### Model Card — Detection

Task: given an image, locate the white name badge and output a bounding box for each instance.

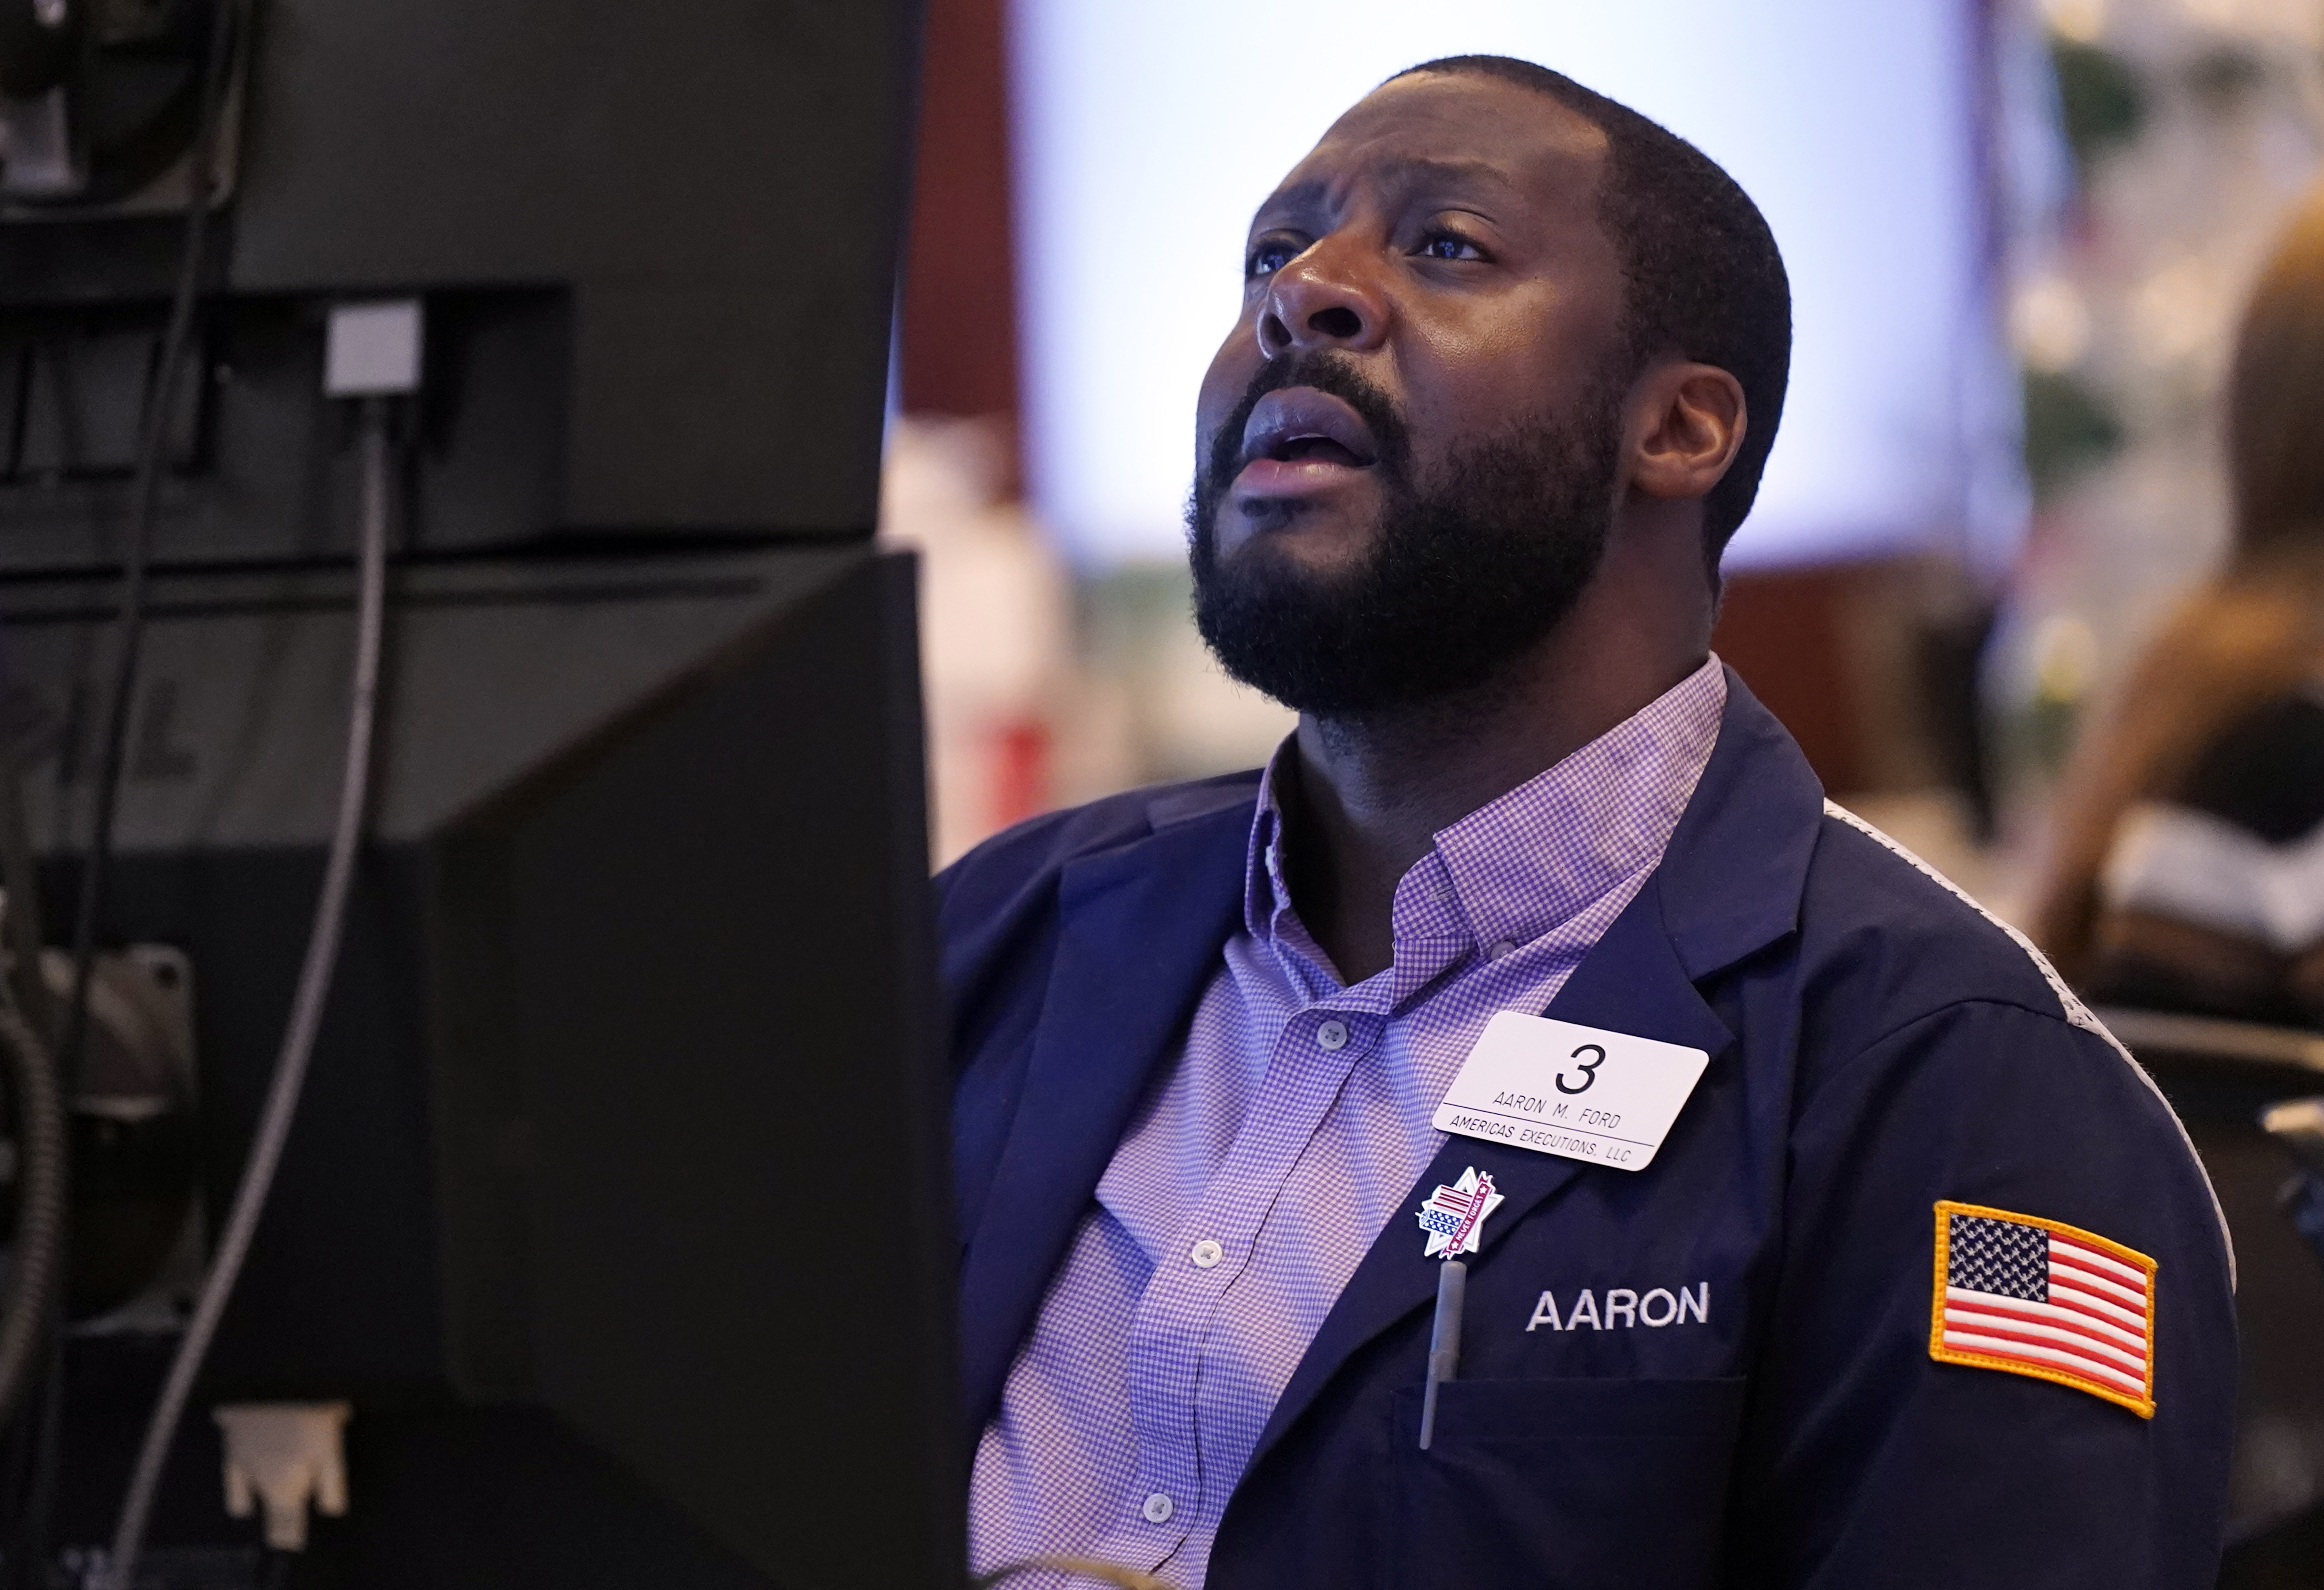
[1434,1012,1710,1172]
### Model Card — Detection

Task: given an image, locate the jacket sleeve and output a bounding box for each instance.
[1731,998,2238,1588]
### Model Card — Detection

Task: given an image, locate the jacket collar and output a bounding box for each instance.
[1655,667,1827,982]
[955,669,1823,1441]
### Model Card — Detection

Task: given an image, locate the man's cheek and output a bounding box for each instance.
[1196,416,1231,479]
[1197,350,1256,441]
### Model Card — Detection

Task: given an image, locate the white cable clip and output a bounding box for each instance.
[213,1401,351,1550]
[324,299,424,398]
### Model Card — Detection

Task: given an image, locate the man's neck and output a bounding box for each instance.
[1275,517,1715,984]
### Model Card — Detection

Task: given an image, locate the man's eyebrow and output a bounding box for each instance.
[1252,156,1522,226]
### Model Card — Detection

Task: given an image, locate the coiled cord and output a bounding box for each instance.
[0,726,63,1446]
[0,1003,62,1450]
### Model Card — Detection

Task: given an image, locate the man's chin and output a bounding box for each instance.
[1208,495,1384,575]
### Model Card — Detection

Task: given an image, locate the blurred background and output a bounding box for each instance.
[886,0,2324,898]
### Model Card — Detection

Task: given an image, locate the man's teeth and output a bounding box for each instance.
[1256,432,1363,465]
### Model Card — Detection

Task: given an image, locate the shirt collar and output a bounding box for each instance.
[1241,655,1729,961]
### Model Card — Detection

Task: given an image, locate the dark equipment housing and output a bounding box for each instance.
[0,0,959,1585]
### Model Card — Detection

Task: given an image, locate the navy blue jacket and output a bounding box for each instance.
[938,676,2237,1588]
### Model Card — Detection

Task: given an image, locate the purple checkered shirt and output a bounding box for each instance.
[966,657,1729,1589]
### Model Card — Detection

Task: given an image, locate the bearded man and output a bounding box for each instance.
[938,55,2234,1590]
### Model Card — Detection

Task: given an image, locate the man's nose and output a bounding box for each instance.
[1258,240,1388,359]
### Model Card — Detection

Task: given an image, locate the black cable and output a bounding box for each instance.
[14,6,245,1582]
[59,0,243,1092]
[0,754,49,1032]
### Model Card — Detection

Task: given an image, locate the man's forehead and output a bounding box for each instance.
[1258,72,1609,222]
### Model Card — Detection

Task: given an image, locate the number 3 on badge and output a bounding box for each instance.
[1434,1013,1711,1172]
[1555,1043,1605,1095]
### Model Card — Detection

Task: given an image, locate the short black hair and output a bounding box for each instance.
[1390,56,1792,574]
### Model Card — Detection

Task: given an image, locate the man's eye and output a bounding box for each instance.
[1419,232,1485,262]
[1246,241,1299,279]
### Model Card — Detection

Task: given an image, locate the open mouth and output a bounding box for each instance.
[1263,433,1369,467]
[1238,387,1380,478]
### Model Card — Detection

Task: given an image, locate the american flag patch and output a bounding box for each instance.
[1930,1200,2157,1418]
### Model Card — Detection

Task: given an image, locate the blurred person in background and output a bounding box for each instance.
[2033,181,2324,1026]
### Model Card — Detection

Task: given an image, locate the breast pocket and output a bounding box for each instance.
[1387,1376,1747,1590]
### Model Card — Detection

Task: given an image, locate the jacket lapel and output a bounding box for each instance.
[1246,866,1733,1464]
[1246,672,1825,1468]
[956,789,1253,1430]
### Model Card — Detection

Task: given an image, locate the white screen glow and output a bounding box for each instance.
[1009,0,2001,569]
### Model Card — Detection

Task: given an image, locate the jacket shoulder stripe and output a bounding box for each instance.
[1822,799,2235,1288]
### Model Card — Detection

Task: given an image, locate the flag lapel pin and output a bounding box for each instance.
[1417,1167,1505,1259]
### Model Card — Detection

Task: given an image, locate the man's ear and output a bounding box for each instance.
[1629,361,1746,503]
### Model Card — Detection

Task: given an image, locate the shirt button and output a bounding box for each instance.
[1189,1238,1224,1269]
[1486,939,1516,960]
[1316,1018,1350,1051]
[1142,1491,1175,1524]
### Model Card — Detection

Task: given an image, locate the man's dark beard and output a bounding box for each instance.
[1187,353,1625,719]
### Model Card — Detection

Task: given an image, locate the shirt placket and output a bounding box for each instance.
[1103,1002,1376,1571]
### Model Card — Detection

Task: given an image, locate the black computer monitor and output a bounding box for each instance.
[0,1,958,1585]
[16,546,961,1589]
